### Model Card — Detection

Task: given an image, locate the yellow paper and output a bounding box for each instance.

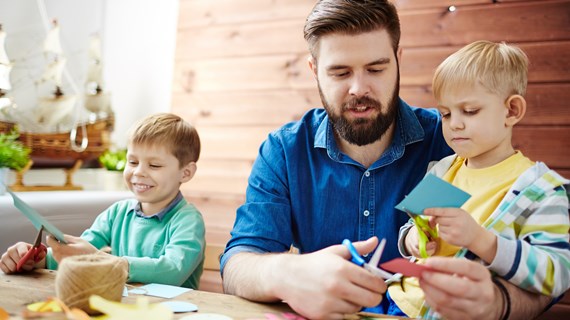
[89,295,173,320]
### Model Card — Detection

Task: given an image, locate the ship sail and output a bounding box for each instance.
[34,19,77,130]
[84,34,112,115]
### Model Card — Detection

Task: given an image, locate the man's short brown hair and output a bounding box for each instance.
[304,0,401,57]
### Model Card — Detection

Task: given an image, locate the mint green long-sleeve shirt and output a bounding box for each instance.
[47,197,205,289]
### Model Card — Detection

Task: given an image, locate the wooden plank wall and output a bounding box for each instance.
[173,0,570,300]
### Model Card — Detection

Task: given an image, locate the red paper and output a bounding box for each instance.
[379,258,434,278]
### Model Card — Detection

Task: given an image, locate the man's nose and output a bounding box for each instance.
[348,73,370,97]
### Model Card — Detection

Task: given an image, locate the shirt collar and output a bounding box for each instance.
[128,191,184,221]
[314,98,426,164]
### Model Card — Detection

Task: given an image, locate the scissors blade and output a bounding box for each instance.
[368,238,385,267]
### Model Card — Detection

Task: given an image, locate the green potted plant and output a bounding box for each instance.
[98,149,127,171]
[0,129,31,194]
[98,149,127,190]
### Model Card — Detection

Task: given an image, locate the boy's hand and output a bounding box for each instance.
[0,242,45,273]
[405,225,437,258]
[47,235,98,263]
[423,208,482,248]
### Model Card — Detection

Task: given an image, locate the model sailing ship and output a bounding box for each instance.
[0,20,113,171]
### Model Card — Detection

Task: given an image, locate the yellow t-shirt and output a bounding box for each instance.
[388,152,534,317]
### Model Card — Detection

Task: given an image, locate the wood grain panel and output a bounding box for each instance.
[196,125,277,161]
[176,20,306,60]
[171,90,318,126]
[395,0,489,10]
[178,0,314,28]
[402,41,570,86]
[523,84,570,126]
[184,159,251,197]
[513,127,570,169]
[172,53,313,94]
[399,0,570,48]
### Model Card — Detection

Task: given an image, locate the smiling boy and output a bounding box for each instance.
[1,113,205,289]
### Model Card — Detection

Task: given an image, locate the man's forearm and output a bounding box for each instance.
[222,251,287,302]
[501,278,551,319]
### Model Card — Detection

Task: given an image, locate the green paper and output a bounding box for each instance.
[7,189,67,243]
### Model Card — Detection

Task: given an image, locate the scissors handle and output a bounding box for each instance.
[342,239,365,266]
[16,243,47,272]
[412,215,437,258]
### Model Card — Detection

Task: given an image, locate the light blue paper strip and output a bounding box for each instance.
[395,173,471,215]
[129,283,192,299]
[6,189,67,243]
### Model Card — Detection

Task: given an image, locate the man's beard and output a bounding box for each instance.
[318,78,400,146]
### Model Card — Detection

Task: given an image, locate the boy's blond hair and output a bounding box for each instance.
[433,40,528,101]
[127,113,200,167]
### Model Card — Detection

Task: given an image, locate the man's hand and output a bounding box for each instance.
[223,237,386,320]
[47,235,98,262]
[419,257,502,320]
[0,242,46,273]
[404,225,437,257]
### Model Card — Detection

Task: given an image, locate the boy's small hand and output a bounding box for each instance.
[0,242,34,273]
[405,225,437,258]
[47,235,98,263]
[423,208,481,248]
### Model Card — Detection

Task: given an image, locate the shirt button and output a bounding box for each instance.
[363,210,370,217]
[364,171,370,177]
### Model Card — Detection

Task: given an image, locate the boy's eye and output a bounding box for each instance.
[149,164,162,168]
[439,112,450,119]
[463,109,479,115]
[128,160,138,165]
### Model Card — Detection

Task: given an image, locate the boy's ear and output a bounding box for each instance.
[505,94,526,127]
[308,56,318,79]
[180,162,197,183]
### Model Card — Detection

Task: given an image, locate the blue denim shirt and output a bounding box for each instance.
[221,99,452,271]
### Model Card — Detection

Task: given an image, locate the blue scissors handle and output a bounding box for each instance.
[342,239,365,266]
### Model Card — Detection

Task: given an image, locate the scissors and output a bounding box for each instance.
[404,209,438,259]
[343,238,402,286]
[16,226,47,272]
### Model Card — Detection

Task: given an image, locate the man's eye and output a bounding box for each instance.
[369,69,384,74]
[333,72,349,78]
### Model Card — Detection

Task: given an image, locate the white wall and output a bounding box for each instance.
[0,0,178,148]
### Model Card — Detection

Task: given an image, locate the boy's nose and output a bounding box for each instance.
[449,115,464,130]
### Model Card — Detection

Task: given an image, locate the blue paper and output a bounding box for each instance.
[129,283,191,299]
[6,189,67,243]
[395,174,471,215]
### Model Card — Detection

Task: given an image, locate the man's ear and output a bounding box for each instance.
[180,162,197,183]
[396,46,402,63]
[308,55,318,79]
[505,94,526,127]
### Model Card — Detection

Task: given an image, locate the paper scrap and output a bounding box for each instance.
[129,283,191,299]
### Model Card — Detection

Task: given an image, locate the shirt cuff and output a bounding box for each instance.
[488,236,517,278]
[219,245,266,275]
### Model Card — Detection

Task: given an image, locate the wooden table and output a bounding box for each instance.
[0,270,297,319]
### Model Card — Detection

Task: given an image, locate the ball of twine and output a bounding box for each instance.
[55,253,128,314]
